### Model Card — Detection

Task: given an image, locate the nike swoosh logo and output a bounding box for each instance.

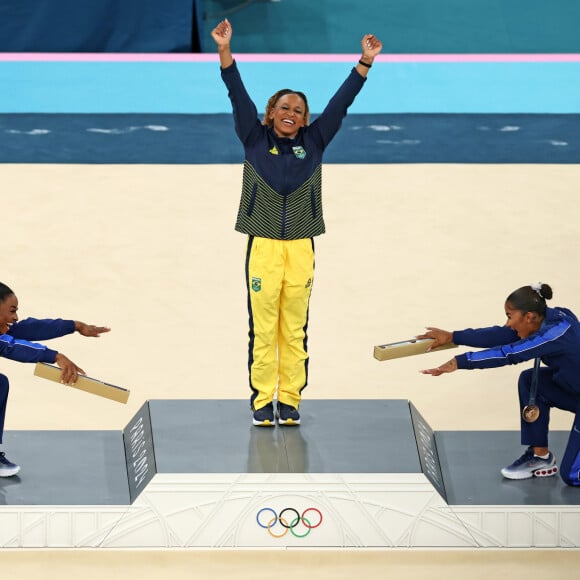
[574,425,580,434]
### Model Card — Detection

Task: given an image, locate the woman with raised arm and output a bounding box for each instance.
[211,19,382,427]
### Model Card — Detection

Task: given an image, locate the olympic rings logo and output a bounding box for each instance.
[256,507,323,538]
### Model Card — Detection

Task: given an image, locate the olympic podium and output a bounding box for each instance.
[1,399,579,549]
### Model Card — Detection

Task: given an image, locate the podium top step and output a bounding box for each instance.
[147,399,422,475]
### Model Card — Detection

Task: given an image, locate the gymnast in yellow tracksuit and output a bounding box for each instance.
[212,19,382,426]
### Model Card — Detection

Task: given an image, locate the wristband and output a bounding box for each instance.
[358,59,372,68]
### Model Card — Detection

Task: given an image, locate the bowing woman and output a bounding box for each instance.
[420,283,580,485]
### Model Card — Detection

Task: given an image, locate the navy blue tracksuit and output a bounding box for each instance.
[0,318,74,443]
[454,306,580,486]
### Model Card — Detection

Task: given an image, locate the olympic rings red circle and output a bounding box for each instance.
[301,507,323,529]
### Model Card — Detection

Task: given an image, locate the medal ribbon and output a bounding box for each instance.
[522,358,541,423]
[528,357,541,406]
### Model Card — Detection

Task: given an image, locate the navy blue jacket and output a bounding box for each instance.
[454,306,580,394]
[0,318,75,364]
[221,61,366,239]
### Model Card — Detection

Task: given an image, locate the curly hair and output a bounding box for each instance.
[263,89,310,128]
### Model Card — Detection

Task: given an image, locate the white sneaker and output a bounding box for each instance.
[501,447,558,480]
[0,452,20,477]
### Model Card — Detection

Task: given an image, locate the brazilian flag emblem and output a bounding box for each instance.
[251,277,262,292]
[292,146,306,159]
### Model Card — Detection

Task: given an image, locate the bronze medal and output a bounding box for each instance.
[522,404,540,423]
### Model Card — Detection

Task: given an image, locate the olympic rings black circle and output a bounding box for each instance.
[256,507,323,538]
[279,508,300,529]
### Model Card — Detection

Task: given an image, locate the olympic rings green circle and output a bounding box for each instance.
[289,516,312,538]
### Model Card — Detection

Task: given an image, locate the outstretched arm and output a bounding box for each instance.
[416,327,454,350]
[57,321,110,383]
[54,352,85,385]
[421,357,458,376]
[211,18,234,69]
[308,32,383,148]
[74,321,110,337]
[417,326,458,376]
[356,34,383,78]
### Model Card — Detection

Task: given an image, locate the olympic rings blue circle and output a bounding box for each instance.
[256,507,277,529]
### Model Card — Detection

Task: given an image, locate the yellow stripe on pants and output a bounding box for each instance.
[246,236,314,411]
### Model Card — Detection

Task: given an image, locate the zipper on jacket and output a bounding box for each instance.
[281,196,287,238]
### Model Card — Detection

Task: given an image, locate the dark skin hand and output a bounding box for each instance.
[420,357,458,376]
[415,326,457,375]
[415,318,549,456]
[55,321,110,384]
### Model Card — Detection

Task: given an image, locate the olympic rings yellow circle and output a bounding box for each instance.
[267,516,289,538]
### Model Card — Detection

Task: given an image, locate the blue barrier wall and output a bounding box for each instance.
[1,0,580,54]
[197,0,580,54]
[0,0,196,52]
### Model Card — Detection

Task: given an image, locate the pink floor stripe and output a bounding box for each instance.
[1,53,580,63]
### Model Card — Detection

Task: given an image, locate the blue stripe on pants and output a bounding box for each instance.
[0,374,9,445]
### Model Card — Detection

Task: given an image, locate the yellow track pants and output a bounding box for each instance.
[245,236,314,411]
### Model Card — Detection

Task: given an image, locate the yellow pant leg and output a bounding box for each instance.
[278,238,315,409]
[246,236,284,411]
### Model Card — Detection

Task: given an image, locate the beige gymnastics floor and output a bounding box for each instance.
[2,163,580,577]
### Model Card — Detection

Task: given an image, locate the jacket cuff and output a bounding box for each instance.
[41,348,59,364]
[221,59,237,74]
[64,320,76,335]
[455,353,470,370]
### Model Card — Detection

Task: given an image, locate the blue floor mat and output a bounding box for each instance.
[1,113,578,164]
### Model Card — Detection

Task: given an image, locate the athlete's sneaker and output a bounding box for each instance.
[501,447,558,480]
[253,403,275,427]
[277,402,300,426]
[0,452,20,477]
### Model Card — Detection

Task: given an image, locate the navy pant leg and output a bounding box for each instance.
[560,411,580,486]
[518,367,578,447]
[0,373,9,445]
